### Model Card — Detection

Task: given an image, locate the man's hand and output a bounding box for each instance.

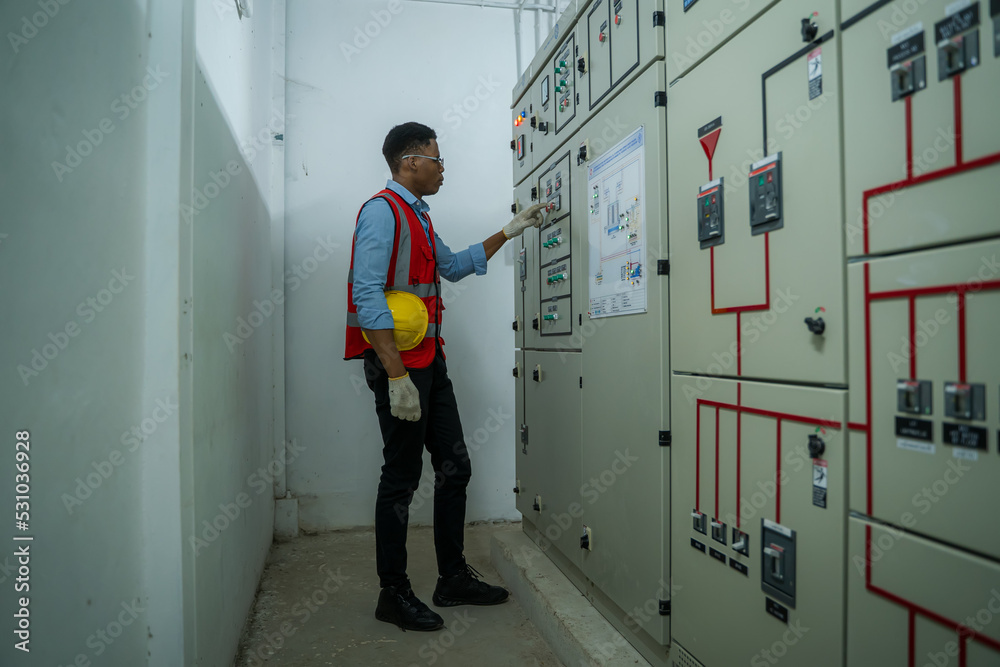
[502,202,548,239]
[388,373,421,421]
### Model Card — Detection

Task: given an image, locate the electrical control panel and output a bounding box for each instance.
[847,517,1000,666]
[847,239,1000,560]
[667,0,846,386]
[671,375,847,666]
[842,0,1000,257]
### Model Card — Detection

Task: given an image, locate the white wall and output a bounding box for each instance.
[284,0,523,530]
[0,0,282,664]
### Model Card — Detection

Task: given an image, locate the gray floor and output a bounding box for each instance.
[235,522,563,667]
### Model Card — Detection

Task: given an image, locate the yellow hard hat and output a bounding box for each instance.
[362,290,429,351]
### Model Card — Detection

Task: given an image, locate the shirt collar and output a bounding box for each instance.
[386,180,430,216]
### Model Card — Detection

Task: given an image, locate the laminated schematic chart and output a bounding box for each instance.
[588,126,646,319]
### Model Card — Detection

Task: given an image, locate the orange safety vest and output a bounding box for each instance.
[344,189,443,368]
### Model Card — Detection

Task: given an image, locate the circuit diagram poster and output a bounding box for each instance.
[587,126,646,319]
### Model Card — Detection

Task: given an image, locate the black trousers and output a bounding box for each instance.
[364,349,472,588]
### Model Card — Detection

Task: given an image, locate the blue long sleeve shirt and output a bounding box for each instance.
[352,180,488,329]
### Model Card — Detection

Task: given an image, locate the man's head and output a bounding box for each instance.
[382,122,444,198]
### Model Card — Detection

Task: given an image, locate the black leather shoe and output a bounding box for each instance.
[432,563,510,607]
[375,585,444,631]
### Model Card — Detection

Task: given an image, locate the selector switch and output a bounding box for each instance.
[897,379,933,415]
[944,382,986,421]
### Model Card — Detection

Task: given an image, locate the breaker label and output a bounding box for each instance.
[897,438,936,455]
[895,416,933,441]
[807,47,823,100]
[936,3,980,42]
[709,547,727,564]
[690,538,706,553]
[942,423,987,449]
[888,31,926,66]
[765,598,789,624]
[812,459,828,509]
[953,447,979,461]
[729,559,748,576]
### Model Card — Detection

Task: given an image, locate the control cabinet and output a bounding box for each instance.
[671,375,848,667]
[847,239,1000,559]
[841,0,1000,257]
[667,0,846,386]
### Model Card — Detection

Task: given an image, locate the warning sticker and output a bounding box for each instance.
[807,47,822,100]
[812,459,828,509]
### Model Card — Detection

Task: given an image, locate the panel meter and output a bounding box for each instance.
[516,134,525,161]
[541,75,550,108]
[748,153,782,234]
[697,178,724,248]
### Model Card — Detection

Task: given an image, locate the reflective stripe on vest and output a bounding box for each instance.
[344,189,443,368]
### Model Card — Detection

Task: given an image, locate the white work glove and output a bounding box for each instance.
[388,373,421,422]
[502,202,549,239]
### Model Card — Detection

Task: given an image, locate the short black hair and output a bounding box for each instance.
[382,122,437,174]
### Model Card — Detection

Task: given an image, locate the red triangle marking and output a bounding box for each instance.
[699,128,721,163]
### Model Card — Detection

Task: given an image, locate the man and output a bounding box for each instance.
[344,122,547,631]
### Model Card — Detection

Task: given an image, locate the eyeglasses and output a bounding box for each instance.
[401,154,445,169]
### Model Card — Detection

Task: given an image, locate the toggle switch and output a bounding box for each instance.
[711,519,727,545]
[532,364,541,382]
[808,434,825,459]
[543,313,558,321]
[533,494,542,512]
[691,510,707,534]
[577,55,587,74]
[764,546,785,582]
[732,528,749,555]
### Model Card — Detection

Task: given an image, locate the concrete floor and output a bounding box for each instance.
[235,522,563,667]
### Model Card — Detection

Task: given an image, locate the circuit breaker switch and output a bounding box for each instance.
[764,546,785,581]
[692,510,707,534]
[732,528,749,555]
[804,317,826,335]
[897,380,932,415]
[711,519,727,545]
[543,313,559,321]
[748,153,783,233]
[944,382,986,421]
